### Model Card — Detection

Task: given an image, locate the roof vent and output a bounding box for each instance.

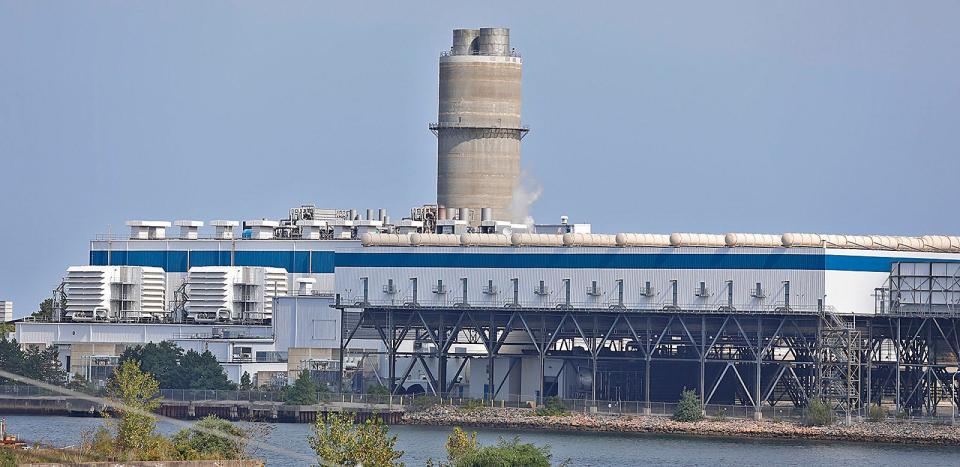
[174,220,203,240]
[126,220,171,240]
[210,220,239,240]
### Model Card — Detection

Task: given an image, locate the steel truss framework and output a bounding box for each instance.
[336,302,960,417]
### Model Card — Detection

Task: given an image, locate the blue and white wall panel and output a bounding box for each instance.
[89,239,357,305]
[824,248,960,315]
[334,246,827,312]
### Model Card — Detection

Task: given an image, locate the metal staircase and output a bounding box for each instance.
[818,312,862,421]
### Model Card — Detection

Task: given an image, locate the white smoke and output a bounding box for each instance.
[509,170,543,226]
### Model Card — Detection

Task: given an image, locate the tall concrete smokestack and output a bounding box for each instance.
[431,27,528,225]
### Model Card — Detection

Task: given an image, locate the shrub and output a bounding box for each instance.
[0,447,15,467]
[673,389,704,422]
[367,383,390,396]
[172,415,247,460]
[445,427,478,464]
[534,396,568,417]
[309,412,403,466]
[804,399,834,426]
[452,436,552,467]
[462,398,487,413]
[868,405,888,422]
[408,395,442,412]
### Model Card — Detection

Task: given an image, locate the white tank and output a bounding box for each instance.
[615,233,671,247]
[921,235,960,252]
[510,233,564,247]
[562,233,617,247]
[781,233,822,247]
[895,236,926,251]
[460,233,511,247]
[820,234,849,247]
[669,233,726,247]
[843,235,874,249]
[361,233,413,247]
[410,233,461,247]
[724,233,781,247]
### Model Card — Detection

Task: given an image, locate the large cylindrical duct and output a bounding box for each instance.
[434,27,527,225]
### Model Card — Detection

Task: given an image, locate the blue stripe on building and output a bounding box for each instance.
[88,250,337,273]
[88,249,957,273]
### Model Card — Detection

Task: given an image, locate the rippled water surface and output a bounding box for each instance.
[1,414,955,466]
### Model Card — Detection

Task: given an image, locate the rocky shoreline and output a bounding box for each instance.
[402,406,960,446]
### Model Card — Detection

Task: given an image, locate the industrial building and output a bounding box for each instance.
[10,28,960,420]
[0,301,12,323]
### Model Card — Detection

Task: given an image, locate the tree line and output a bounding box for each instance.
[118,342,236,391]
[0,334,237,391]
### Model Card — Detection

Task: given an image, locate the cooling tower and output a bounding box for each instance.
[432,27,527,224]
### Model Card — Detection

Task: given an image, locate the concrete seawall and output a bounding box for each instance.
[0,395,404,424]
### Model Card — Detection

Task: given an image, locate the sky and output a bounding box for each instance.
[1,1,958,317]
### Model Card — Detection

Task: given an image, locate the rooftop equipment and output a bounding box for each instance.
[460,233,512,247]
[562,233,617,247]
[297,220,327,240]
[185,266,287,323]
[329,219,355,240]
[210,220,239,240]
[724,233,782,248]
[921,235,960,252]
[615,233,671,247]
[174,220,203,240]
[64,266,166,321]
[396,219,424,235]
[410,233,461,247]
[361,233,414,247]
[245,220,279,239]
[125,221,171,240]
[669,233,726,247]
[511,233,564,247]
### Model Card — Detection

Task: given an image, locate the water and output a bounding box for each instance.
[1,415,955,466]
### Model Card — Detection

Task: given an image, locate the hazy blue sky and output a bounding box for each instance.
[2,1,958,316]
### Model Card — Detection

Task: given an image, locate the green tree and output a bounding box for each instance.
[284,370,319,405]
[119,343,236,390]
[22,345,66,386]
[119,342,183,388]
[0,335,66,386]
[309,412,403,467]
[30,298,55,321]
[106,360,162,453]
[239,371,253,391]
[172,415,246,460]
[179,350,237,390]
[0,336,25,383]
[673,389,704,422]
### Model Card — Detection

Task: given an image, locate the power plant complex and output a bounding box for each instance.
[11,28,960,421]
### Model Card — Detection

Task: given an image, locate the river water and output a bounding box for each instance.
[1,414,954,466]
